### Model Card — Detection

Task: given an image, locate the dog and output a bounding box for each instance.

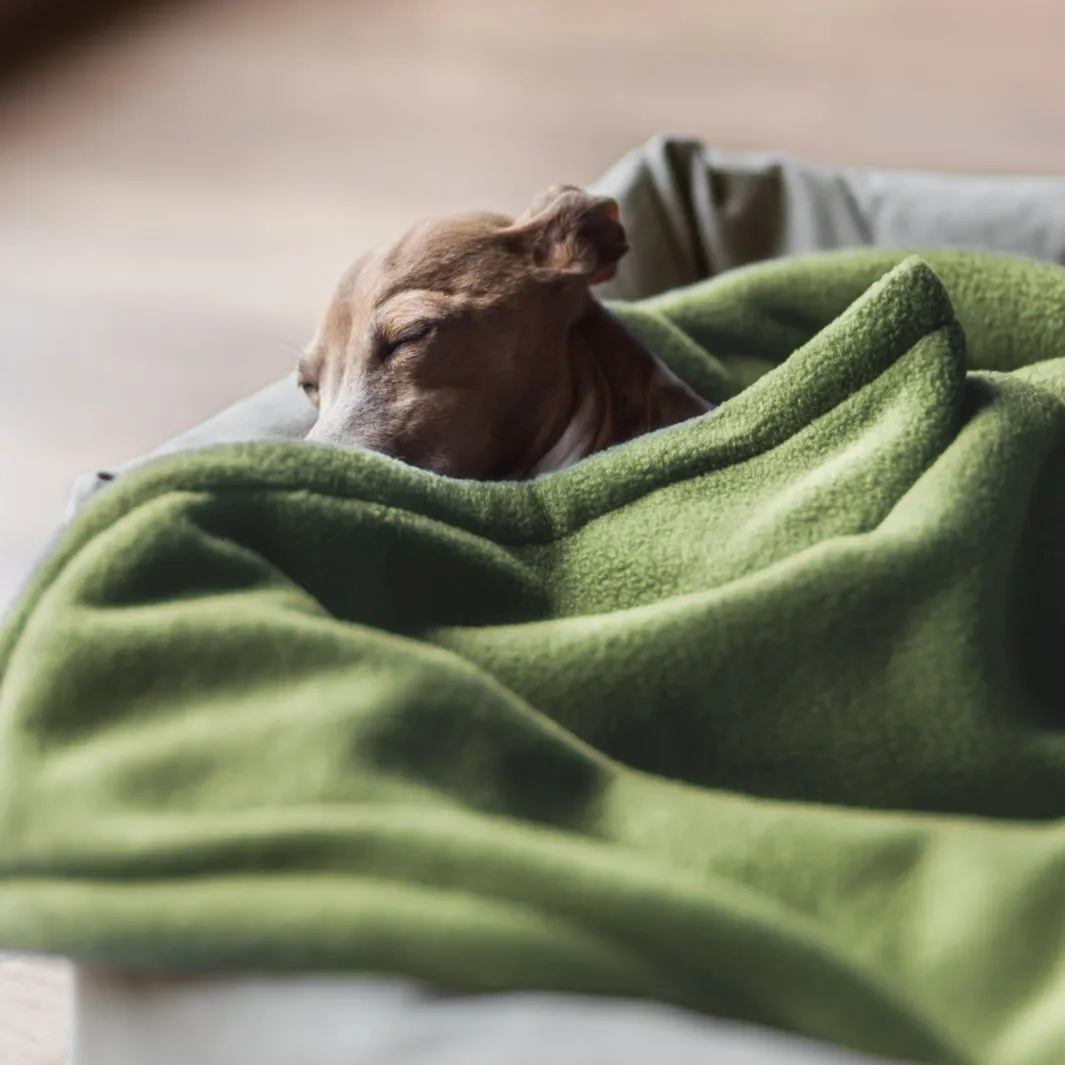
[297,185,713,479]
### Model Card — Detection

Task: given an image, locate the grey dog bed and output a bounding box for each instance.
[65,135,1065,514]
[55,136,1065,1065]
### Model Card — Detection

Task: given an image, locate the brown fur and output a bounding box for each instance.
[298,185,712,479]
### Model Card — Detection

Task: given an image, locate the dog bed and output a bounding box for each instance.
[8,138,1065,1065]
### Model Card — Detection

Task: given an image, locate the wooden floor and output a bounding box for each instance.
[2,0,1065,1060]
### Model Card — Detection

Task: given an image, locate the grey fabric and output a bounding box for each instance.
[74,974,902,1065]
[64,374,317,518]
[48,137,1065,1065]
[592,136,1065,301]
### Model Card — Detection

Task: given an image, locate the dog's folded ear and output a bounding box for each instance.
[509,185,629,285]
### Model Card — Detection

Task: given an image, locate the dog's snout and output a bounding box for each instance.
[305,408,383,453]
[303,416,328,443]
[305,417,351,448]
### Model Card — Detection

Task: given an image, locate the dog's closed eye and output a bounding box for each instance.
[379,320,437,362]
[296,370,319,406]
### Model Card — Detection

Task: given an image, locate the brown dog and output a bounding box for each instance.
[298,185,713,479]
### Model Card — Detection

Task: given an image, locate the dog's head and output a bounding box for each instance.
[298,185,627,478]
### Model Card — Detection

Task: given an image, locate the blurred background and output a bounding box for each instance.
[3,0,1065,611]
[0,1,1064,1055]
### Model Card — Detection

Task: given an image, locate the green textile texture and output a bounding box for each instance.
[3,251,1065,1065]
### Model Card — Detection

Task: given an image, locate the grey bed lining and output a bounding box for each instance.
[592,137,1065,303]
[75,975,904,1065]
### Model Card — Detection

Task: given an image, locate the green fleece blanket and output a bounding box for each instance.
[3,251,1065,1065]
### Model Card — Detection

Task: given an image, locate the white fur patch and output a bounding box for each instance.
[529,393,598,476]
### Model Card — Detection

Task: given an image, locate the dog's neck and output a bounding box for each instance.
[526,298,711,477]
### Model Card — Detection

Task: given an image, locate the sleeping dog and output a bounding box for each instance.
[297,186,713,479]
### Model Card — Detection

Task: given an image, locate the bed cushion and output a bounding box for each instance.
[74,973,899,1065]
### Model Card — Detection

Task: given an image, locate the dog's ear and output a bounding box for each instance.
[509,185,628,285]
